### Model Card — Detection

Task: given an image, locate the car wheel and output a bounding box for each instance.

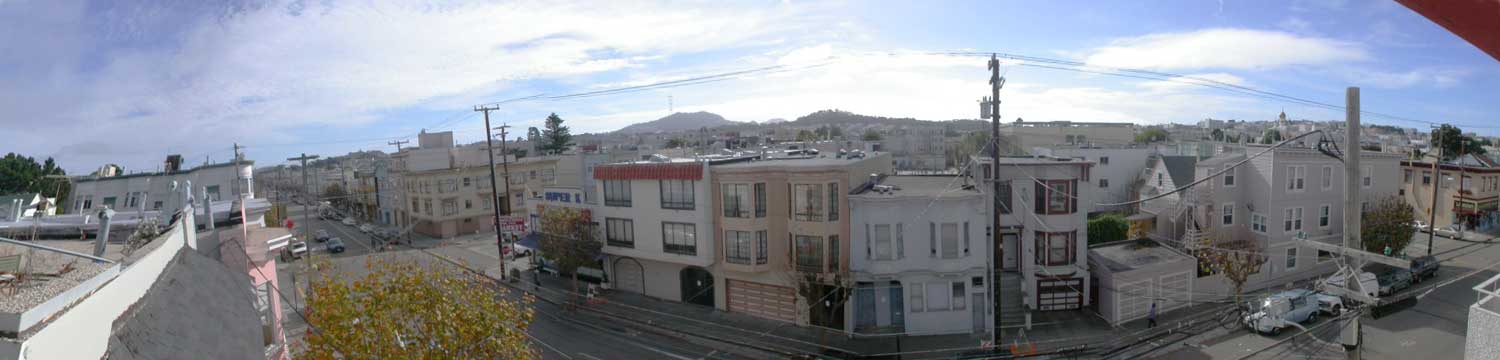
[1270,326,1281,336]
[1309,311,1317,323]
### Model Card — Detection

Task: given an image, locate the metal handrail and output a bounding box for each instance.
[0,236,116,264]
[1473,273,1500,310]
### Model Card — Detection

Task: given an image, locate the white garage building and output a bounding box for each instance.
[1087,239,1196,326]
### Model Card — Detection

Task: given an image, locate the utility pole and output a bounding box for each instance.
[232,143,244,203]
[388,139,409,152]
[474,105,507,281]
[987,53,1006,345]
[1342,87,1362,360]
[1428,126,1442,256]
[287,153,318,309]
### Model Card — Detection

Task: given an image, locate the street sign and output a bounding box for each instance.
[499,216,526,232]
[285,218,295,229]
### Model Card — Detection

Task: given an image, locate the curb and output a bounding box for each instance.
[419,248,808,358]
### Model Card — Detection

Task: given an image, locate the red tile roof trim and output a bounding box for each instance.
[594,163,703,180]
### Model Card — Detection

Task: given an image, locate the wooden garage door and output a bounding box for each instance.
[1158,272,1190,310]
[1036,278,1083,311]
[727,279,797,323]
[613,258,645,294]
[1117,279,1152,322]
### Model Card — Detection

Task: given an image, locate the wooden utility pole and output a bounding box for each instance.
[1342,87,1362,360]
[286,153,319,308]
[388,139,409,152]
[987,53,1006,345]
[1428,126,1441,256]
[474,105,507,281]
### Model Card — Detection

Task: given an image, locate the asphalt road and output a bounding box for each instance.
[1159,231,1500,359]
[270,202,769,359]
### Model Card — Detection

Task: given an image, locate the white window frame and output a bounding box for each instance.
[1223,167,1236,187]
[1319,204,1331,229]
[1283,207,1303,234]
[1251,213,1267,234]
[911,283,925,313]
[1222,202,1234,226]
[1285,247,1299,271]
[1322,166,1333,190]
[1287,165,1306,192]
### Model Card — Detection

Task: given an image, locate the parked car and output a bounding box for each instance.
[359,223,375,233]
[1412,220,1429,232]
[342,217,357,226]
[288,241,309,259]
[1410,255,1440,283]
[512,240,534,257]
[314,229,330,243]
[1374,265,1413,296]
[326,238,346,254]
[1246,289,1323,335]
[1322,269,1380,300]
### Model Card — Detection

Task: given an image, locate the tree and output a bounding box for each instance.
[0,153,70,213]
[1211,128,1225,142]
[1362,195,1416,255]
[538,207,603,300]
[1260,129,1283,144]
[1196,237,1266,297]
[861,129,882,141]
[796,129,817,142]
[1135,127,1169,143]
[304,258,536,359]
[538,113,574,155]
[665,138,688,149]
[527,126,541,141]
[1087,214,1129,245]
[1431,124,1487,161]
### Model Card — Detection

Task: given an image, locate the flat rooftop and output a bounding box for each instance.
[1090,239,1192,272]
[712,153,884,169]
[985,156,1094,166]
[852,175,982,198]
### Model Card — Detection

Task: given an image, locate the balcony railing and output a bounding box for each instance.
[1473,272,1500,315]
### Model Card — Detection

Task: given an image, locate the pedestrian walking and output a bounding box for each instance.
[1148,302,1158,328]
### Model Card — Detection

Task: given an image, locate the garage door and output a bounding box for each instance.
[612,258,645,294]
[1117,279,1152,322]
[1037,278,1084,311]
[727,279,797,323]
[1158,272,1190,311]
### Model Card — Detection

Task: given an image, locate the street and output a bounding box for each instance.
[269,202,771,359]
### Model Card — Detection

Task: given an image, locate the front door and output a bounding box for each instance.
[1002,233,1019,270]
[855,285,877,331]
[889,281,904,332]
[680,267,715,307]
[972,293,985,333]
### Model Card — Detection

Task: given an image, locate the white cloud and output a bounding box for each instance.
[1083,28,1367,71]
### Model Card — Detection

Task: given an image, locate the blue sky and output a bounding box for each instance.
[1,0,1495,174]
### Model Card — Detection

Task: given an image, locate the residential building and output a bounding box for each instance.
[708,153,892,328]
[847,175,991,336]
[0,193,54,222]
[1400,153,1500,231]
[70,155,254,214]
[1001,120,1137,149]
[1138,145,1402,306]
[1087,239,1196,326]
[595,156,747,307]
[974,156,1095,313]
[1035,146,1156,214]
[403,155,561,238]
[375,158,408,228]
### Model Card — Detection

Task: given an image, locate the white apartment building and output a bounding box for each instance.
[593,158,723,306]
[1001,120,1137,150]
[1035,146,1156,214]
[848,175,992,336]
[70,157,253,215]
[1141,145,1402,303]
[975,156,1095,312]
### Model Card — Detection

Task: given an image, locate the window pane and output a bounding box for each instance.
[828,182,839,221]
[754,183,766,218]
[829,235,840,272]
[795,235,823,272]
[874,224,892,260]
[926,282,949,311]
[793,184,824,221]
[755,231,768,264]
[952,282,966,310]
[941,223,959,258]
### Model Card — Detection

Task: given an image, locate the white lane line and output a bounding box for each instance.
[526,332,573,360]
[698,350,719,360]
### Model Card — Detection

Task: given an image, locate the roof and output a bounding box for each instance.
[105,248,263,360]
[987,156,1095,166]
[0,193,41,205]
[1195,153,1245,167]
[712,153,885,170]
[1089,239,1193,272]
[75,160,253,183]
[852,175,983,198]
[1159,156,1198,186]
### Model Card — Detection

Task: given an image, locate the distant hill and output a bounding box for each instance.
[615,111,737,134]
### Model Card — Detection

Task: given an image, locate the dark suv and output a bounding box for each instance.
[1410,255,1439,283]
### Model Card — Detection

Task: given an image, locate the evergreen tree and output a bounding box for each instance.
[538,113,573,155]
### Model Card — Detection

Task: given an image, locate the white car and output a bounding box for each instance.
[359,224,375,233]
[1412,220,1429,232]
[288,242,309,259]
[342,217,357,226]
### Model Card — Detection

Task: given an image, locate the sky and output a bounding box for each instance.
[1,0,1496,174]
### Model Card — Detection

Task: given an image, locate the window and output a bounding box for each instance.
[941,223,960,259]
[463,177,471,187]
[662,222,697,255]
[926,281,950,311]
[793,184,825,221]
[929,222,937,257]
[1157,172,1164,187]
[152,201,162,210]
[442,198,457,216]
[1034,231,1076,266]
[896,223,904,259]
[464,199,472,209]
[412,198,419,212]
[952,282,966,310]
[911,283,925,313]
[828,182,839,221]
[482,195,493,210]
[722,184,750,218]
[604,180,631,207]
[829,235,840,272]
[998,181,1012,214]
[1224,167,1236,187]
[1035,180,1076,215]
[607,218,634,248]
[1319,205,1331,228]
[1287,166,1305,191]
[745,230,763,265]
[660,180,696,210]
[423,199,433,215]
[1319,249,1336,263]
[1422,171,1432,185]
[103,196,117,209]
[1251,213,1266,233]
[873,224,893,260]
[1100,156,1110,165]
[446,179,458,192]
[1321,166,1333,190]
[795,235,824,272]
[1284,207,1303,233]
[82,195,92,210]
[1099,179,1109,188]
[1285,247,1298,270]
[726,230,753,264]
[1222,203,1234,225]
[1362,165,1372,188]
[1404,170,1412,183]
[754,183,766,218]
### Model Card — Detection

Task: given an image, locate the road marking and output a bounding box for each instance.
[698,350,719,360]
[526,332,573,359]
